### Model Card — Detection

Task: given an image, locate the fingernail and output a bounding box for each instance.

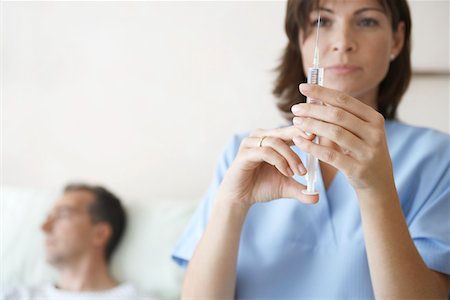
[293,117,303,125]
[287,168,294,177]
[291,105,300,113]
[299,83,311,92]
[298,164,307,175]
[292,136,302,145]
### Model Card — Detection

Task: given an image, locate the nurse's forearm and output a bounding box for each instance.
[357,187,448,299]
[182,195,249,300]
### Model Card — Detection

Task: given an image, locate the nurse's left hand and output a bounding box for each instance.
[291,83,395,195]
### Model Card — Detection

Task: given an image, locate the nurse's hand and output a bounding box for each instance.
[291,83,395,195]
[217,127,319,207]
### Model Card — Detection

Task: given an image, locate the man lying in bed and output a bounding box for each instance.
[2,183,154,300]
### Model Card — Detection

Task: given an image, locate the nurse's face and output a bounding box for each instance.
[299,0,404,105]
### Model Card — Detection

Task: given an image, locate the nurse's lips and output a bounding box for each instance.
[326,64,361,75]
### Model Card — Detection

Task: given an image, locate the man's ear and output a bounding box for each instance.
[93,222,112,248]
[391,22,405,58]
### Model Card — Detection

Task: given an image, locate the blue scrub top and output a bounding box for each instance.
[172,120,450,299]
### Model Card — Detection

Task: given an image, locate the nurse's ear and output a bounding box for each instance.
[390,21,405,61]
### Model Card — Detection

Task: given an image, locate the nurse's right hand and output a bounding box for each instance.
[217,126,320,207]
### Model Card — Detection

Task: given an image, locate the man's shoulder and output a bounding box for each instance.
[108,283,156,299]
[1,284,156,300]
[1,286,49,300]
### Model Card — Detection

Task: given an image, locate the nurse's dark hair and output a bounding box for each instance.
[64,183,126,263]
[273,0,411,120]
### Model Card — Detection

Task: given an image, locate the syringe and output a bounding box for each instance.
[302,11,324,196]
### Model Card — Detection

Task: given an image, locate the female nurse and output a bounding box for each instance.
[172,0,450,298]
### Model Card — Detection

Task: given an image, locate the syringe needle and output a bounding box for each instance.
[302,6,323,196]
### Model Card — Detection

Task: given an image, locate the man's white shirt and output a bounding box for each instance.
[1,283,155,300]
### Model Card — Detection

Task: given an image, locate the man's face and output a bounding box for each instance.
[41,190,97,266]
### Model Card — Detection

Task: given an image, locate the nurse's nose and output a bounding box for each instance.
[331,24,357,53]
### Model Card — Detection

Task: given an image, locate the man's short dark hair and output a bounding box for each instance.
[64,183,126,262]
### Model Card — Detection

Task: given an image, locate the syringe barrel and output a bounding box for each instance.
[305,136,319,193]
[307,67,324,105]
[307,67,324,86]
[304,67,324,194]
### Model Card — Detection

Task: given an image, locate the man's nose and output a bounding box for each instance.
[41,216,53,233]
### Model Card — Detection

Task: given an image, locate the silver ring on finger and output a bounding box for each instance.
[258,136,267,148]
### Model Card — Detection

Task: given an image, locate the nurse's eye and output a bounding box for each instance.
[358,18,379,27]
[311,17,332,28]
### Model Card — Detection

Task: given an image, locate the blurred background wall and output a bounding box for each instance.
[2,0,449,203]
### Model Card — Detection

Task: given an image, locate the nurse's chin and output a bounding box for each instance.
[323,83,363,97]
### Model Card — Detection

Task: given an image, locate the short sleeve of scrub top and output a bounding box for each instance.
[171,133,245,268]
[171,121,450,299]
